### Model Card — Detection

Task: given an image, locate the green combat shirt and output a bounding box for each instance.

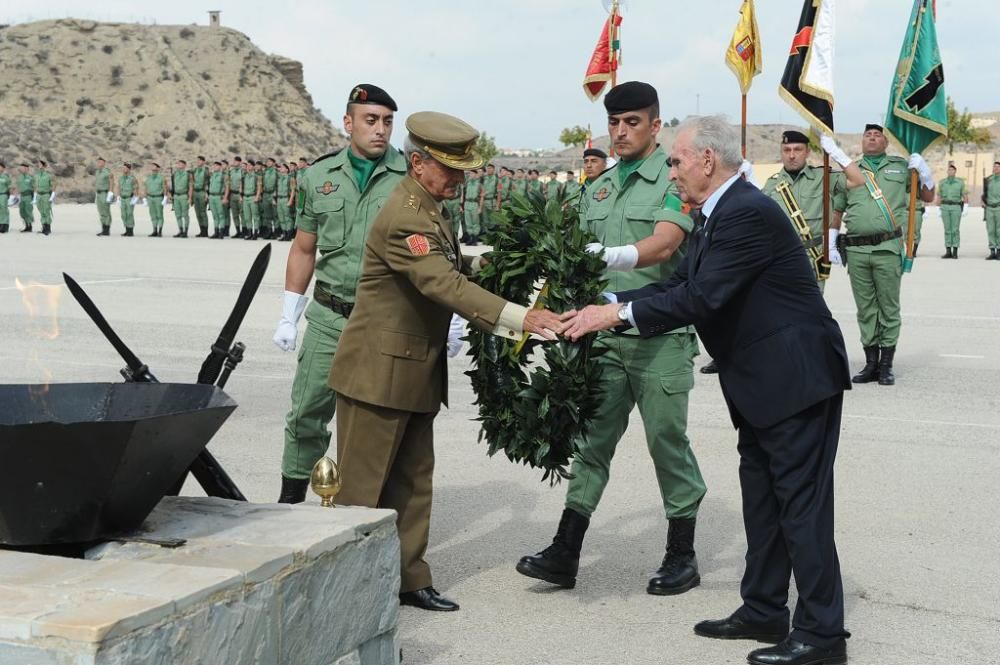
[0,173,10,195]
[512,178,528,197]
[192,166,208,192]
[297,147,407,303]
[144,173,164,196]
[938,176,967,205]
[208,171,225,195]
[545,179,562,201]
[481,174,498,204]
[229,167,244,195]
[277,172,290,198]
[843,154,912,255]
[498,175,512,203]
[171,170,190,196]
[242,171,258,198]
[528,179,543,196]
[579,147,693,334]
[263,166,278,193]
[762,166,847,240]
[35,171,53,194]
[94,167,111,191]
[987,175,1000,207]
[119,174,137,198]
[464,178,482,207]
[18,173,34,195]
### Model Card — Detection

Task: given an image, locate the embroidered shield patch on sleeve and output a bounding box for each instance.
[406,234,431,256]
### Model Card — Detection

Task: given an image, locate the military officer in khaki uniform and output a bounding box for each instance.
[834,124,935,386]
[329,111,568,612]
[273,84,406,501]
[761,131,848,294]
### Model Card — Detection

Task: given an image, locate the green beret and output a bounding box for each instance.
[604,81,658,115]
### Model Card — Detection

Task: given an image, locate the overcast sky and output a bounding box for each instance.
[3,1,990,149]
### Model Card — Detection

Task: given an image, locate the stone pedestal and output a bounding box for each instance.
[0,498,400,665]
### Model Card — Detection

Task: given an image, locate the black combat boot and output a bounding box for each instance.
[21,224,32,233]
[988,248,997,261]
[851,346,880,383]
[952,248,958,259]
[516,508,590,588]
[878,346,896,386]
[123,228,134,237]
[277,476,309,504]
[197,226,209,238]
[0,224,8,233]
[647,517,700,595]
[41,224,51,235]
[174,230,184,238]
[96,225,110,236]
[941,247,952,259]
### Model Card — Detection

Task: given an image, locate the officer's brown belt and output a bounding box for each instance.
[841,226,903,247]
[313,285,354,318]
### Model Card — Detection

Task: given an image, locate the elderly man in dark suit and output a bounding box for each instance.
[562,115,851,665]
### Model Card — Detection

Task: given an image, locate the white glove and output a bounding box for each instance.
[586,242,639,271]
[6,195,16,207]
[828,228,842,266]
[908,153,935,189]
[141,197,148,207]
[49,192,56,203]
[130,196,140,206]
[447,314,466,358]
[106,191,114,203]
[32,193,38,205]
[820,134,852,168]
[738,160,759,188]
[273,290,308,352]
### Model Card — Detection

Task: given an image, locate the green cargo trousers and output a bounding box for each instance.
[260,193,276,232]
[986,207,1000,249]
[96,192,111,227]
[147,195,164,231]
[36,196,52,226]
[281,301,347,479]
[193,191,209,230]
[172,195,190,233]
[209,194,226,231]
[19,197,34,226]
[276,199,292,231]
[846,249,902,347]
[119,198,135,229]
[565,332,706,520]
[242,197,260,232]
[463,205,481,238]
[229,194,242,233]
[940,204,962,247]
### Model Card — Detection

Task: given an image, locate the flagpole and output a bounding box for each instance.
[822,152,830,262]
[905,171,918,262]
[741,94,747,158]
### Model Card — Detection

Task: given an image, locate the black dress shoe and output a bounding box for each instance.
[747,638,847,665]
[399,587,459,612]
[699,359,719,374]
[694,614,788,644]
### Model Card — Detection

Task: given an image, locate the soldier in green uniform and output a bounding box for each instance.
[0,162,10,234]
[497,166,513,209]
[982,162,1000,259]
[936,164,967,258]
[760,131,847,294]
[228,156,244,238]
[241,161,262,239]
[512,168,529,197]
[517,82,706,596]
[207,161,227,239]
[527,168,543,197]
[288,162,299,234]
[544,170,562,202]
[142,162,166,237]
[479,163,498,233]
[837,124,935,386]
[463,168,482,245]
[191,156,210,237]
[275,163,294,241]
[94,157,114,236]
[169,159,193,238]
[260,157,278,239]
[219,159,231,236]
[116,162,138,237]
[16,163,34,232]
[443,189,463,237]
[34,161,54,235]
[272,84,407,504]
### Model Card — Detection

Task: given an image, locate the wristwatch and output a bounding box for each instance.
[616,302,631,323]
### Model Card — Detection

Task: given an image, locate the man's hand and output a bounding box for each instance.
[909,153,935,189]
[523,308,574,341]
[563,303,622,342]
[273,291,308,352]
[585,242,639,272]
[820,134,853,168]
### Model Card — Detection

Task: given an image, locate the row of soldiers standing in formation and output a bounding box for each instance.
[0,161,57,234]
[90,156,310,239]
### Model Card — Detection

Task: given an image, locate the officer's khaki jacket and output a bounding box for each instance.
[329,175,508,413]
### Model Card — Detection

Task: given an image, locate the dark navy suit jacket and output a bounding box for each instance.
[617,178,851,429]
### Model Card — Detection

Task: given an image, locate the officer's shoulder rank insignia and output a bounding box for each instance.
[404,194,419,211]
[406,234,430,256]
[593,187,610,202]
[315,181,338,195]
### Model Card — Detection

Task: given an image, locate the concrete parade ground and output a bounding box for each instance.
[2,203,999,665]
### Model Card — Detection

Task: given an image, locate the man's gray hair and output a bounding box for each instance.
[678,115,743,171]
[402,135,432,172]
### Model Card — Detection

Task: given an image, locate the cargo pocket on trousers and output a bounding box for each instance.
[660,371,694,395]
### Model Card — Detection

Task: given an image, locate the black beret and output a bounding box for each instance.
[583,147,608,160]
[197,155,206,161]
[151,162,160,168]
[37,160,47,167]
[177,159,187,165]
[604,81,658,115]
[864,123,884,133]
[20,163,30,167]
[348,84,397,112]
[233,156,242,161]
[994,161,1000,166]
[781,130,809,145]
[0,162,5,168]
[212,161,222,166]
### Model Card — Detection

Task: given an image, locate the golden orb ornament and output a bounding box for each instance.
[309,456,342,507]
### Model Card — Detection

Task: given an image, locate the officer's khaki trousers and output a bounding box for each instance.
[336,393,436,593]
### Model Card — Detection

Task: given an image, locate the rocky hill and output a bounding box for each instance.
[0,19,346,200]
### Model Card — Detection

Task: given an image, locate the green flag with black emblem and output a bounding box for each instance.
[884,0,947,154]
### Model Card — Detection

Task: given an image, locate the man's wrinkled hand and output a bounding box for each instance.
[564,303,621,342]
[523,308,573,341]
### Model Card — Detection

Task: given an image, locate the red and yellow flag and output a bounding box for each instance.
[725,0,763,95]
[583,5,623,101]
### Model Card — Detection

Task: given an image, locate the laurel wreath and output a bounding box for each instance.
[466,189,608,483]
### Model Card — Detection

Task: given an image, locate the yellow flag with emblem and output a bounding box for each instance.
[725,0,763,94]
